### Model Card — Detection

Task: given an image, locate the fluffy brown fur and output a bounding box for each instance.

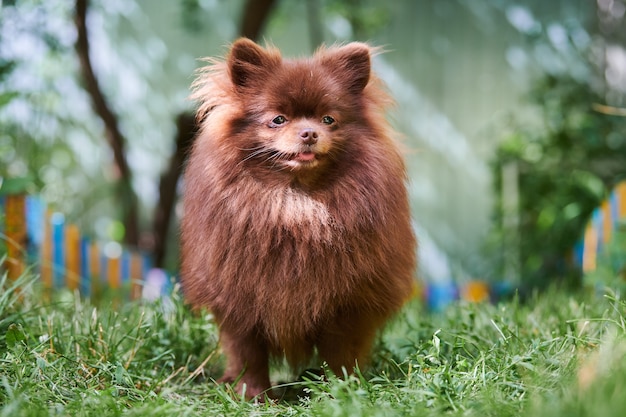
[181,38,416,399]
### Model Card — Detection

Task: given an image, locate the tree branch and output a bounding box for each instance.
[592,103,626,117]
[74,0,139,245]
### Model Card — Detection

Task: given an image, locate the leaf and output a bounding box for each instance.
[6,323,27,348]
[0,176,36,196]
[0,91,18,108]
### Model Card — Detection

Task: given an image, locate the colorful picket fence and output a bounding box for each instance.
[0,194,163,300]
[2,180,624,308]
[575,180,626,272]
[422,280,512,312]
[1,192,505,309]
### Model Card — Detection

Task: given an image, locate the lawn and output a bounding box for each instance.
[1,270,626,417]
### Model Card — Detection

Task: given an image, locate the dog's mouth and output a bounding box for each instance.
[283,150,321,169]
[245,147,324,170]
[293,151,317,162]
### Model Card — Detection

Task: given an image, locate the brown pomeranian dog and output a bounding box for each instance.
[181,38,416,399]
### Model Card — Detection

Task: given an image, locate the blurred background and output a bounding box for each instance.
[1,0,625,293]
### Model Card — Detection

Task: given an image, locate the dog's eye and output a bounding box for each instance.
[321,115,335,125]
[271,115,287,126]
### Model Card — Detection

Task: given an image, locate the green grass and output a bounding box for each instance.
[1,269,626,416]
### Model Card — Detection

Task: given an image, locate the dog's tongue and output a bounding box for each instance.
[296,152,316,161]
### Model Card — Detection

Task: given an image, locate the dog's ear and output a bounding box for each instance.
[228,38,281,89]
[320,43,371,94]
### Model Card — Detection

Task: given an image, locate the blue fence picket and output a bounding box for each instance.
[51,213,65,289]
[80,236,91,296]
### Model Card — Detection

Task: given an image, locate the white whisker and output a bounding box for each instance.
[237,145,295,171]
[238,145,265,152]
[241,148,268,163]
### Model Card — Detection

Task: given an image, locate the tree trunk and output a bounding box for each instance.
[240,0,277,40]
[306,0,324,50]
[151,0,279,268]
[152,113,197,267]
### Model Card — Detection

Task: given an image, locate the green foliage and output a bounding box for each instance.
[179,0,204,33]
[325,0,391,39]
[491,73,626,287]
